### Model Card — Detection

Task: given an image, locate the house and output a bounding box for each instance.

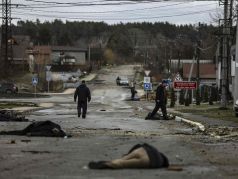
[33,46,51,65]
[12,35,31,64]
[51,46,87,65]
[170,58,213,73]
[182,63,216,86]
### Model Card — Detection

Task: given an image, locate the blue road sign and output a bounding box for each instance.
[32,77,38,86]
[144,83,152,91]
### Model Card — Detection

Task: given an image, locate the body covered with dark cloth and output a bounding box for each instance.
[0,120,68,137]
[127,143,169,168]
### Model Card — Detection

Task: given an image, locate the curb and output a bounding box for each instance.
[174,116,205,132]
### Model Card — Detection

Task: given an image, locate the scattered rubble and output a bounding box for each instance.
[0,110,28,122]
[205,126,238,141]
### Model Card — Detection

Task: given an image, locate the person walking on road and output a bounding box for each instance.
[146,80,168,120]
[74,80,91,118]
[130,82,137,100]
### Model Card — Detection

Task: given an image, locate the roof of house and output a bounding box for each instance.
[33,45,51,54]
[183,63,216,79]
[12,35,31,59]
[51,46,87,52]
[171,59,213,63]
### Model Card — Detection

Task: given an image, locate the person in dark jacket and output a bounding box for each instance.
[74,80,91,118]
[146,80,168,120]
[130,82,137,100]
[131,86,136,100]
[116,76,121,85]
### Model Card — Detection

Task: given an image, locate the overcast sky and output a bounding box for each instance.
[11,0,223,25]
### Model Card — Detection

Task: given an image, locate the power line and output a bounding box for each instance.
[13,1,220,15]
[16,1,219,15]
[14,2,190,13]
[20,0,168,8]
[12,8,219,21]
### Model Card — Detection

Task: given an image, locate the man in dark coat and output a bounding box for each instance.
[74,80,91,118]
[146,80,168,120]
[131,86,136,100]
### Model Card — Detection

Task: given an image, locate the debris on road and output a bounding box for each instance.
[205,126,238,141]
[0,110,28,122]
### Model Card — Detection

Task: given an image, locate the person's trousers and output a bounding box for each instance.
[150,102,167,119]
[131,92,135,100]
[77,101,87,117]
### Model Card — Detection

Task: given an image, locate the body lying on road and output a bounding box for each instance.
[0,120,70,137]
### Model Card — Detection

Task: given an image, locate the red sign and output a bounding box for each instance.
[173,81,197,89]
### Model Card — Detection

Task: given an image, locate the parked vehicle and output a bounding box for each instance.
[118,77,129,86]
[0,82,18,94]
[234,100,238,117]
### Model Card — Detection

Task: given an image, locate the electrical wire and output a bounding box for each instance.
[198,45,215,51]
[20,0,169,8]
[14,1,219,15]
[9,0,221,24]
[14,2,190,13]
[12,8,219,21]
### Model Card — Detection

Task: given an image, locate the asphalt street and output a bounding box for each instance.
[0,65,238,179]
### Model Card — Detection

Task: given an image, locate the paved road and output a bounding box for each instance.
[0,65,237,179]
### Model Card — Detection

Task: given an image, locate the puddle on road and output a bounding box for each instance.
[174,128,196,135]
[118,106,132,109]
[37,109,55,113]
[36,109,75,115]
[59,104,72,107]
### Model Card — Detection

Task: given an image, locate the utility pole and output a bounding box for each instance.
[196,22,201,105]
[234,5,238,107]
[177,51,181,73]
[169,46,172,74]
[88,44,91,64]
[219,0,230,109]
[0,0,12,78]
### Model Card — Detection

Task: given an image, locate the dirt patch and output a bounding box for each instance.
[190,135,238,177]
[205,126,238,141]
[70,127,164,137]
[176,106,238,122]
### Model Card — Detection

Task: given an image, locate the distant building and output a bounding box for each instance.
[33,46,51,65]
[170,58,213,73]
[12,35,31,64]
[51,46,87,65]
[182,63,216,85]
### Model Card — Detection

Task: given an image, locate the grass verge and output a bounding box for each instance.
[0,102,38,109]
